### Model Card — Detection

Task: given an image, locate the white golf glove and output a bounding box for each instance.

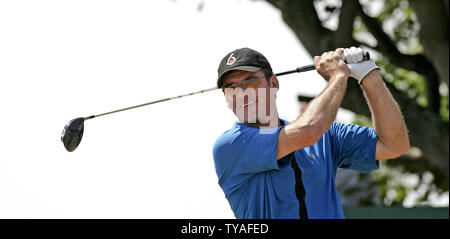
[343,47,379,84]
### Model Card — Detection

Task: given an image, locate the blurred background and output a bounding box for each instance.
[0,0,447,218]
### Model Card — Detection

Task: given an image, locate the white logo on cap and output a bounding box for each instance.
[227,53,236,65]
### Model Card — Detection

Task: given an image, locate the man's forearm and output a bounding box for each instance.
[361,70,410,158]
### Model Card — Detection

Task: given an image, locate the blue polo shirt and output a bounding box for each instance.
[212,119,378,219]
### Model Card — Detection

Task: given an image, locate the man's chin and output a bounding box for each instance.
[238,117,258,124]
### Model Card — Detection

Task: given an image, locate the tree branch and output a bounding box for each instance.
[355,1,441,113]
[266,0,334,55]
[409,0,449,86]
[335,0,359,47]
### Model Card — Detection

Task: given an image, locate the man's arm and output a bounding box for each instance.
[360,70,410,160]
[277,49,349,159]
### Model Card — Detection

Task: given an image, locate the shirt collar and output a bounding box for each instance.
[234,118,289,129]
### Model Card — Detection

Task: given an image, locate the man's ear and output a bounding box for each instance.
[270,75,279,89]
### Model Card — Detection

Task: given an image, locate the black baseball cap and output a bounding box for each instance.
[217,48,272,88]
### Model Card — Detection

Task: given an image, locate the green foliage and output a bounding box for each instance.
[376,58,428,107]
[441,94,449,121]
[351,106,448,207]
[376,0,422,53]
[372,163,447,207]
[352,114,372,127]
[350,110,448,207]
[376,56,449,122]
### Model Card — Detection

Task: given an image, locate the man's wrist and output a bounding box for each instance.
[360,69,383,90]
[329,73,349,83]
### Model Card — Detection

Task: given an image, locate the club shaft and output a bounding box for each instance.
[275,64,316,76]
[85,86,219,120]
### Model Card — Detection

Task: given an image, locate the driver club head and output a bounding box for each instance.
[61,117,85,152]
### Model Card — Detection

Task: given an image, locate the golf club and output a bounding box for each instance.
[61,51,370,152]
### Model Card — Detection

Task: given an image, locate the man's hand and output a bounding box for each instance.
[314,48,350,81]
[343,47,379,84]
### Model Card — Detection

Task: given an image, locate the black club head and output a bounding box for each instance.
[61,117,85,152]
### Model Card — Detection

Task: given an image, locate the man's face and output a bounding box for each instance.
[221,70,279,125]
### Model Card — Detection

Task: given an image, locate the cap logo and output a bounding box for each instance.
[226,53,236,65]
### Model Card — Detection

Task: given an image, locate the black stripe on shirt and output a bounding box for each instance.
[290,154,309,219]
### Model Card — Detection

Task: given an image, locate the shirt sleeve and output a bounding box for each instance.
[213,126,283,195]
[328,122,379,173]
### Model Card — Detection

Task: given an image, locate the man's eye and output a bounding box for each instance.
[243,78,256,84]
[222,85,236,92]
[243,77,261,86]
[244,76,264,83]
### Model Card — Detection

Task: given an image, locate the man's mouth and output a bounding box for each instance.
[240,101,256,108]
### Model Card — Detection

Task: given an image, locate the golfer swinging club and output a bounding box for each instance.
[212,47,410,219]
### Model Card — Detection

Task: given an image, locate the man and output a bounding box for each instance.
[212,47,409,219]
